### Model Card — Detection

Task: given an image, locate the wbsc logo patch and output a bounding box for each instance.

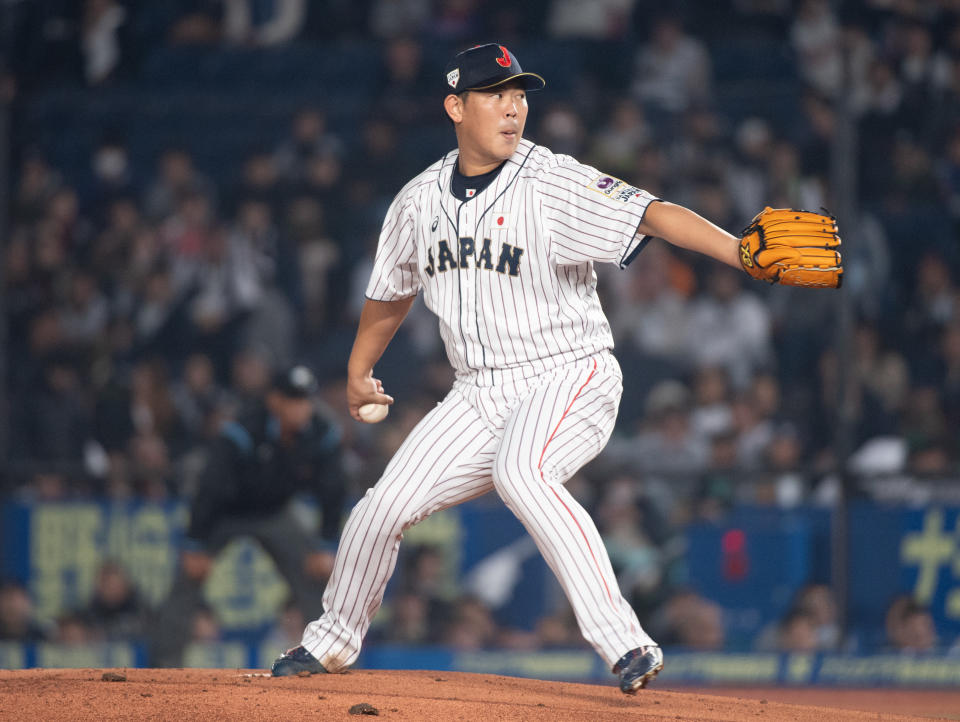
[447,68,460,89]
[586,174,643,203]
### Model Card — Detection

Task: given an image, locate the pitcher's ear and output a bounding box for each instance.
[444,93,465,124]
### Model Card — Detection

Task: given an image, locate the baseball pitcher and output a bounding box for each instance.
[271,43,841,693]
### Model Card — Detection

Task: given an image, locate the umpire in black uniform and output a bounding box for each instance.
[151,364,346,666]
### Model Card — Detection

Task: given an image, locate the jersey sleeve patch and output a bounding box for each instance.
[586,174,645,203]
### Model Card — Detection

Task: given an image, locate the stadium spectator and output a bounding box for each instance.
[430,0,482,41]
[87,136,136,217]
[854,323,910,418]
[689,366,734,440]
[631,14,711,121]
[80,560,146,641]
[17,354,91,465]
[168,1,224,45]
[53,613,96,646]
[261,601,307,658]
[272,107,344,184]
[13,152,63,225]
[683,266,773,388]
[939,322,960,431]
[546,0,636,39]
[725,117,773,223]
[765,139,824,213]
[536,101,588,157]
[188,604,222,644]
[60,270,110,349]
[284,196,339,335]
[895,21,951,113]
[900,384,950,459]
[46,186,95,262]
[903,253,956,365]
[368,591,433,645]
[221,0,306,47]
[792,584,840,649]
[852,59,903,118]
[377,37,432,125]
[89,196,143,290]
[607,379,709,475]
[229,348,273,405]
[790,0,842,96]
[733,376,777,470]
[230,195,301,310]
[442,595,498,651]
[128,262,186,359]
[596,475,670,614]
[80,0,130,85]
[143,149,216,223]
[667,107,727,201]
[886,597,938,653]
[534,606,584,650]
[171,353,233,439]
[588,99,651,178]
[649,589,726,651]
[150,365,346,666]
[0,583,47,642]
[127,430,174,499]
[607,240,693,366]
[399,544,454,610]
[369,0,431,39]
[694,430,739,522]
[227,152,284,216]
[758,422,808,507]
[775,609,820,652]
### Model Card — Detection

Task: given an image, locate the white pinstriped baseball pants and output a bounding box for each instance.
[300,351,655,671]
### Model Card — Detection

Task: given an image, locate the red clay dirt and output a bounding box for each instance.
[0,668,957,721]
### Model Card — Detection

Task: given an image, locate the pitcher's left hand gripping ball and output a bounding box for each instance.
[738,207,842,288]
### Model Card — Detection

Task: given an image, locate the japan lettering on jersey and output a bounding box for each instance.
[365,138,658,382]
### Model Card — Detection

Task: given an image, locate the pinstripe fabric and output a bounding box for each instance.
[300,352,654,672]
[305,140,662,676]
[301,390,497,672]
[364,140,659,384]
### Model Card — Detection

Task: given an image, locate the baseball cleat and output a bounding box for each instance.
[613,645,664,694]
[271,645,327,677]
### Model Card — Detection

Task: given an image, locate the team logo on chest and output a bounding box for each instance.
[424,237,524,278]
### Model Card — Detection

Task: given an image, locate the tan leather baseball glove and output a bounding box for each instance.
[738,207,843,288]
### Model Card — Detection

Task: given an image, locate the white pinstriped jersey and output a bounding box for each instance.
[365,138,659,383]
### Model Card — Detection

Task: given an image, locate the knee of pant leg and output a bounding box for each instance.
[492,454,540,507]
[361,484,418,539]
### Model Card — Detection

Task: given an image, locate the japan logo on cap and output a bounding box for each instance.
[446,68,460,89]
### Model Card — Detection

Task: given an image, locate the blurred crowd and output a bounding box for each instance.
[2,0,960,658]
[0,548,952,657]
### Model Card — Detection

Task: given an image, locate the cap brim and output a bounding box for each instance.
[468,72,546,92]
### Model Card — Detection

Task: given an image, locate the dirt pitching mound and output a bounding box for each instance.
[0,668,954,721]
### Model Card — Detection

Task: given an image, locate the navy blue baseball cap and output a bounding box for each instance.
[443,43,545,95]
